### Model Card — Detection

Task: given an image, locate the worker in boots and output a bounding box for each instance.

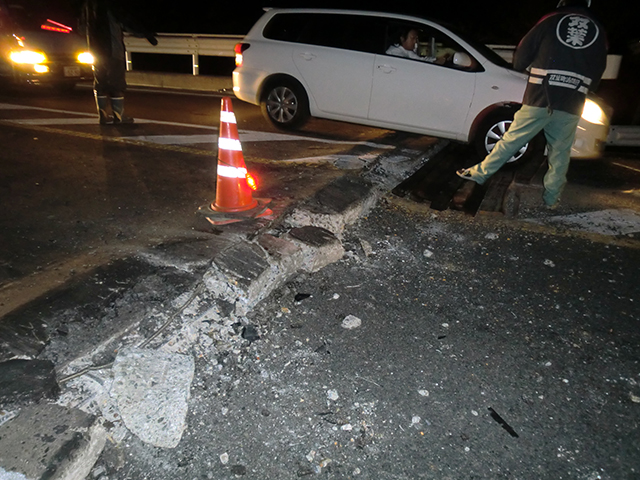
[81,0,157,125]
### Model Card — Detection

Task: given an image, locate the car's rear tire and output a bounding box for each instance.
[260,79,309,130]
[475,110,537,164]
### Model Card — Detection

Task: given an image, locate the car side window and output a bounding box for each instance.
[384,21,482,72]
[263,13,385,55]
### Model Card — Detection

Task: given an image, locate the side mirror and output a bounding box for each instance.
[452,52,472,68]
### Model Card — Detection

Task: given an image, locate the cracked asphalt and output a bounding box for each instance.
[89,198,640,480]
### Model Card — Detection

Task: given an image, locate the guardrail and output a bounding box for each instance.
[124,33,245,76]
[126,36,622,81]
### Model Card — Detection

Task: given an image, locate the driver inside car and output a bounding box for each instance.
[386,27,437,62]
[386,27,452,65]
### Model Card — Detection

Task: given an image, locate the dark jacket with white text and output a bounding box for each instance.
[513,6,608,116]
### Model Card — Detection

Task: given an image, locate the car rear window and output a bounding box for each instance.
[263,12,385,55]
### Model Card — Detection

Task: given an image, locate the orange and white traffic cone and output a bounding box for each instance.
[198,97,271,225]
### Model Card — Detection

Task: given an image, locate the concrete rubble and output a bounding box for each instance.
[0,142,443,479]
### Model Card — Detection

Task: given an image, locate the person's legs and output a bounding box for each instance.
[93,90,112,124]
[107,57,132,124]
[459,106,550,184]
[92,64,112,124]
[541,110,580,206]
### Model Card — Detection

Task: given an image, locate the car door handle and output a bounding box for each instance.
[299,53,316,61]
[377,64,396,74]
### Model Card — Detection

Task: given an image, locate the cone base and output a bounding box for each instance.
[205,207,273,225]
[209,197,259,213]
[197,198,272,225]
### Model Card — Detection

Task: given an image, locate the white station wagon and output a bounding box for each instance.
[233,8,611,161]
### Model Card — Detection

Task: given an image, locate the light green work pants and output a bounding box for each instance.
[466,105,580,206]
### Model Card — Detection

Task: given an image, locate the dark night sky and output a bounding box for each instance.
[59,0,639,52]
[139,1,639,52]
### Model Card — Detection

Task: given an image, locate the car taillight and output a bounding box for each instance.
[234,43,250,67]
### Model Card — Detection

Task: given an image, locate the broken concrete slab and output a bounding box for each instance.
[110,347,194,448]
[0,316,48,363]
[287,226,345,273]
[0,359,59,407]
[138,235,236,274]
[0,403,106,480]
[363,140,449,189]
[285,176,378,235]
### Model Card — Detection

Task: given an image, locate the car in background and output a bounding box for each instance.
[233,8,611,162]
[0,0,93,90]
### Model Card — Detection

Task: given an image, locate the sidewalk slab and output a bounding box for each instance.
[0,404,106,480]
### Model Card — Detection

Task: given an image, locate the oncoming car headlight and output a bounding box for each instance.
[9,50,47,64]
[77,52,94,64]
[581,98,606,125]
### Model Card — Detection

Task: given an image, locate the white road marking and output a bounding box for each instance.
[125,134,216,145]
[0,102,394,158]
[10,118,147,125]
[612,162,640,174]
[534,209,640,236]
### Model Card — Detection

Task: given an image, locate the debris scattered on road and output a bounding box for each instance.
[220,452,229,465]
[485,233,499,240]
[327,389,339,401]
[488,407,519,438]
[418,389,429,397]
[360,239,374,256]
[294,293,312,302]
[341,315,362,329]
[241,325,260,343]
[423,249,434,258]
[544,259,556,267]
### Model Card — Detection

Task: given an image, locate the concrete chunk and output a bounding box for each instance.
[0,404,106,480]
[287,226,345,273]
[286,177,378,235]
[110,348,194,448]
[213,242,270,290]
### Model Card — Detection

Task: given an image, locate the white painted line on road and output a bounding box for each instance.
[0,103,94,116]
[0,103,33,109]
[0,102,396,149]
[612,162,640,174]
[10,118,146,125]
[124,134,216,145]
[534,209,640,236]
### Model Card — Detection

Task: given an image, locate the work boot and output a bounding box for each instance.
[111,97,134,124]
[94,92,113,125]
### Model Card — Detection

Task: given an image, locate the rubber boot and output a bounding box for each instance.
[111,97,134,124]
[94,92,113,125]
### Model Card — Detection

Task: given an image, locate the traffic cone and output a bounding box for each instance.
[198,97,271,225]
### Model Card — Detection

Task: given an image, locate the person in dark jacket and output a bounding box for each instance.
[81,0,157,124]
[457,0,608,208]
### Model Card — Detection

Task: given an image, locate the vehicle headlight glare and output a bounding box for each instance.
[77,52,94,64]
[581,98,606,125]
[10,50,47,64]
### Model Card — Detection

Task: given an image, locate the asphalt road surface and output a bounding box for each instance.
[0,84,434,317]
[1,83,639,480]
